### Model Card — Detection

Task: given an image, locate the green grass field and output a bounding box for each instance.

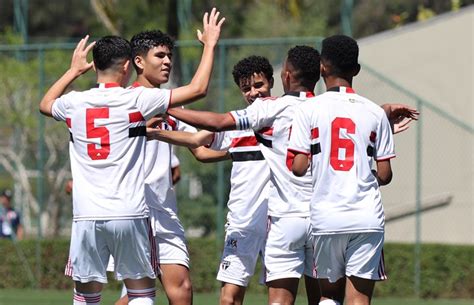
[0,289,472,305]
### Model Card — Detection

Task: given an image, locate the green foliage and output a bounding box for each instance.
[1,239,473,299]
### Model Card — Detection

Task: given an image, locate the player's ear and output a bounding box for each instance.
[353,63,361,77]
[92,62,96,72]
[269,77,274,89]
[320,62,328,77]
[134,55,144,70]
[123,60,131,74]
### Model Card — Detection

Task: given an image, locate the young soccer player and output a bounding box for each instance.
[110,28,227,305]
[39,8,224,305]
[288,35,395,305]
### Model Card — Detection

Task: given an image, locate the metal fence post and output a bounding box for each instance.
[414,99,423,297]
[36,48,45,286]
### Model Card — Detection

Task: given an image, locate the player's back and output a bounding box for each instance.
[299,87,395,234]
[52,84,170,220]
[230,92,314,218]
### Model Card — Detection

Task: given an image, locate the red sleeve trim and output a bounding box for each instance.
[166,89,173,112]
[227,112,236,124]
[376,155,396,161]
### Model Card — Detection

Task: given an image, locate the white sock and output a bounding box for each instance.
[73,289,101,305]
[127,287,156,305]
[319,299,341,305]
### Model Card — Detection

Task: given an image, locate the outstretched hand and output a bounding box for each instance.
[197,7,225,47]
[382,103,420,134]
[70,35,96,76]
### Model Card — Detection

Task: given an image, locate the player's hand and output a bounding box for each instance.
[197,7,225,47]
[382,103,420,134]
[146,127,162,141]
[70,35,95,76]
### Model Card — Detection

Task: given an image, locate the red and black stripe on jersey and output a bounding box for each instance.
[66,118,73,142]
[229,135,265,162]
[128,111,146,137]
[367,131,376,157]
[254,127,273,148]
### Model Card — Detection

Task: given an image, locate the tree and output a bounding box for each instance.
[0,46,94,237]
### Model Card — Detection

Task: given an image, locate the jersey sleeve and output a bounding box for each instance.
[51,92,74,122]
[228,99,273,131]
[375,112,396,161]
[136,87,171,120]
[288,104,312,155]
[208,131,231,151]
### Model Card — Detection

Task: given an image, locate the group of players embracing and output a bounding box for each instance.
[39,6,418,305]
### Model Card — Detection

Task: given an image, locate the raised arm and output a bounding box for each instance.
[39,35,95,116]
[381,103,420,134]
[169,8,225,107]
[167,107,236,132]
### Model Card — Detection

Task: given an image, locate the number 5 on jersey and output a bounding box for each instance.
[86,108,110,160]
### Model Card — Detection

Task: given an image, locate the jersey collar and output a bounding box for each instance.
[95,82,121,88]
[284,91,315,98]
[131,81,143,88]
[327,86,355,94]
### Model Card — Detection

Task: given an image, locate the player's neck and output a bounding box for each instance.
[96,75,123,86]
[135,75,162,89]
[324,76,353,90]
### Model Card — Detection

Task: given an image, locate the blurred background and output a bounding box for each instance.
[0,0,472,303]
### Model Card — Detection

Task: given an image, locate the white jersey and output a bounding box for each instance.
[145,115,196,219]
[209,129,270,235]
[288,86,395,234]
[52,83,170,220]
[229,92,314,218]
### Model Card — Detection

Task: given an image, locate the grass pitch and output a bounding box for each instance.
[0,289,472,305]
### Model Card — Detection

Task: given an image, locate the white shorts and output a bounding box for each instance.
[150,208,190,268]
[313,232,387,283]
[264,216,315,282]
[65,219,159,283]
[216,228,266,287]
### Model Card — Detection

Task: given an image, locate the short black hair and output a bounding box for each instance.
[232,55,273,86]
[93,36,131,71]
[131,30,174,59]
[286,45,320,89]
[321,35,359,75]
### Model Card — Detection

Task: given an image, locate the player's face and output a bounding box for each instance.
[142,45,173,87]
[238,72,272,104]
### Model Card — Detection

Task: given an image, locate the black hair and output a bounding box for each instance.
[232,55,273,86]
[131,30,174,60]
[92,36,131,71]
[286,45,320,89]
[321,35,359,76]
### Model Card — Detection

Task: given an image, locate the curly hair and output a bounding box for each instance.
[130,30,174,60]
[321,35,359,76]
[232,55,273,86]
[286,45,320,88]
[93,35,131,71]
